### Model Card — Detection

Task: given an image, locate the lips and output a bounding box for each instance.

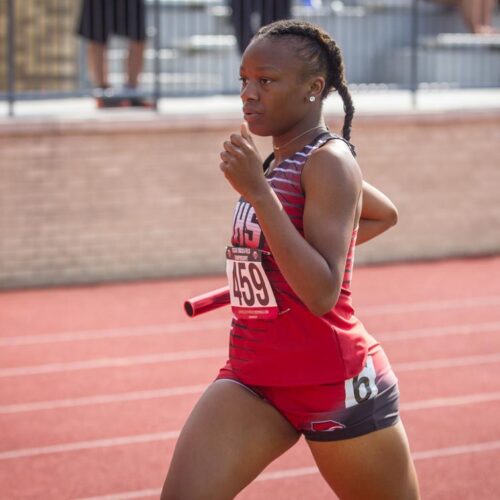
[243,108,262,123]
[243,105,260,114]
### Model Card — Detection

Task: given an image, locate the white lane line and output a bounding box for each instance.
[0,319,228,347]
[2,345,500,379]
[76,440,500,499]
[80,490,162,500]
[256,466,318,481]
[361,295,500,316]
[2,295,500,347]
[393,353,500,372]
[79,489,162,500]
[0,431,180,460]
[377,321,500,342]
[0,384,208,414]
[259,440,500,480]
[3,376,500,416]
[412,440,500,460]
[400,391,500,411]
[0,348,226,377]
[3,389,500,459]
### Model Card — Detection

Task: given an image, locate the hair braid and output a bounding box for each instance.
[255,20,355,141]
[325,39,354,141]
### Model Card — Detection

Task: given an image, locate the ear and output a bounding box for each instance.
[308,75,326,101]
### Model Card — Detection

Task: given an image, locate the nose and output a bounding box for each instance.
[240,81,258,102]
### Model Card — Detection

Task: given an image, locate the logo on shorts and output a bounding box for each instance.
[311,420,346,432]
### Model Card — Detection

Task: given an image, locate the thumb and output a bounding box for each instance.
[241,122,255,145]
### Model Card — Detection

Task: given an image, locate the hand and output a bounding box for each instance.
[219,123,268,201]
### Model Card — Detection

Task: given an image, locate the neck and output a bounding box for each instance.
[272,120,327,163]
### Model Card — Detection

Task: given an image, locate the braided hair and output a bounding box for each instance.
[254,20,355,142]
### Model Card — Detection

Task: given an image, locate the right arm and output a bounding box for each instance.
[356,181,398,245]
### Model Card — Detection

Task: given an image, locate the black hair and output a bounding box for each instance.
[254,20,355,142]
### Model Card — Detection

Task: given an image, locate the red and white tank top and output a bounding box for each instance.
[226,132,378,386]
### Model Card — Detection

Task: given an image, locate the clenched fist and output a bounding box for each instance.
[219,122,268,202]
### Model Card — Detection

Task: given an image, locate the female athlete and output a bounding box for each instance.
[161,19,420,500]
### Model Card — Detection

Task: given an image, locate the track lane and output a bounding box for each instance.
[2,257,500,339]
[1,385,500,453]
[1,321,499,404]
[2,257,500,498]
[1,309,500,368]
[0,357,225,405]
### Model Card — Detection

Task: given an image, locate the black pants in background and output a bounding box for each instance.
[77,0,146,43]
[230,0,292,54]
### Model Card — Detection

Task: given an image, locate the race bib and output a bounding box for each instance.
[344,355,379,408]
[225,246,278,320]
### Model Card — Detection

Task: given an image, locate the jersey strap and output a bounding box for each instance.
[262,131,356,173]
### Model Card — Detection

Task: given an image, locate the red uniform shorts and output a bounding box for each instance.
[216,345,399,441]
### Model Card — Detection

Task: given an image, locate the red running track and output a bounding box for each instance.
[1,256,500,499]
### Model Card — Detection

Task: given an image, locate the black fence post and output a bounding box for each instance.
[410,0,420,108]
[153,0,161,111]
[7,0,15,117]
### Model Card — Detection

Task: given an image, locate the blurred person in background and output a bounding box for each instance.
[230,0,292,54]
[77,0,150,107]
[429,0,497,34]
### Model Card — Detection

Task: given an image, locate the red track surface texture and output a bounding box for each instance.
[1,257,500,499]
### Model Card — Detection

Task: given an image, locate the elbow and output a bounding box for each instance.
[388,205,398,228]
[306,289,340,317]
[375,205,398,234]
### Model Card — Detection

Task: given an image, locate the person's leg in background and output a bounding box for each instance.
[126,40,145,88]
[108,0,150,106]
[120,0,146,90]
[458,0,496,33]
[478,0,497,33]
[77,0,110,90]
[87,42,108,89]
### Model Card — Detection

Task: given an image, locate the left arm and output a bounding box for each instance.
[357,181,398,245]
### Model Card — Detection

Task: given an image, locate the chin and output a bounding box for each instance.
[245,120,271,137]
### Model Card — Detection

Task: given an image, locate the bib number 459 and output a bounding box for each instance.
[232,262,269,307]
[226,247,278,320]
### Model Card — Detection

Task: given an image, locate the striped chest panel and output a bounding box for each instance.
[231,133,336,251]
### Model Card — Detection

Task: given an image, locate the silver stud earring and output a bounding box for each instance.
[309,96,316,102]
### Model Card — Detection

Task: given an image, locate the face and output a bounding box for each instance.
[239,37,317,137]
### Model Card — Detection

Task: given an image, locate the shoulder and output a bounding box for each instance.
[302,138,362,196]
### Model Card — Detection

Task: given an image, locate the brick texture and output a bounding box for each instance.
[0,111,499,288]
[0,0,79,92]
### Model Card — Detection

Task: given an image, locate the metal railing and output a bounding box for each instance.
[1,0,499,116]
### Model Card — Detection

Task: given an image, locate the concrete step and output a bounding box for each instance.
[94,3,500,92]
[107,71,228,94]
[420,33,500,50]
[106,37,240,93]
[378,45,500,88]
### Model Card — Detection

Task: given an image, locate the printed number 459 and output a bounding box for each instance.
[232,262,269,307]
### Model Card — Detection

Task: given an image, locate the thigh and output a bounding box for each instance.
[307,420,420,500]
[161,379,300,500]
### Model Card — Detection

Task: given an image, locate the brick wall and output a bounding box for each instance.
[0,0,79,92]
[352,112,500,263]
[1,111,499,288]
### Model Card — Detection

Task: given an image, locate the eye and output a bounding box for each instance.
[259,78,272,86]
[239,77,248,87]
